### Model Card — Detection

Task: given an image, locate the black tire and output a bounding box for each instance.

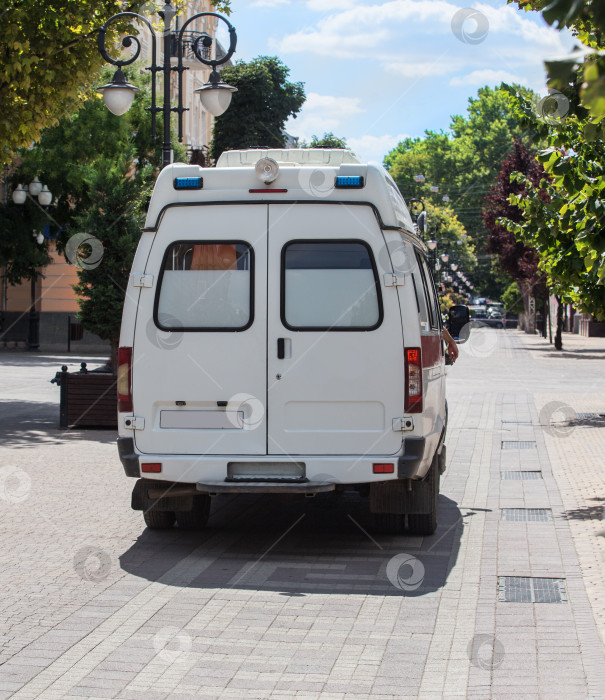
[372,512,406,534]
[407,461,439,536]
[143,509,176,530]
[175,495,211,531]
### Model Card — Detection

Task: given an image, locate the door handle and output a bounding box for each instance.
[277,338,291,359]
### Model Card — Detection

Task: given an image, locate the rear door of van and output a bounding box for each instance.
[266,204,405,456]
[131,205,268,455]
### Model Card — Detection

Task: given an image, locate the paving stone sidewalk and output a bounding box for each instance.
[1,334,605,699]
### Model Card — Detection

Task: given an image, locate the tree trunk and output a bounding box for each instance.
[554,296,563,350]
[542,297,548,338]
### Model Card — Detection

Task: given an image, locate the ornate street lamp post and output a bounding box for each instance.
[12,177,54,350]
[97,2,237,168]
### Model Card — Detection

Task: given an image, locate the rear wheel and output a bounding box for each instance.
[372,512,406,534]
[143,509,176,530]
[175,495,211,531]
[407,460,439,536]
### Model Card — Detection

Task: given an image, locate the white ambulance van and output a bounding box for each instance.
[117,149,449,535]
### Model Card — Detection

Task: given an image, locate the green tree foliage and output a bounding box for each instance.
[71,155,150,365]
[502,280,524,313]
[0,201,52,284]
[304,133,348,149]
[384,85,535,298]
[3,65,180,350]
[0,0,231,160]
[423,200,476,273]
[500,87,605,321]
[511,0,605,119]
[210,57,305,160]
[482,139,548,315]
[13,65,181,237]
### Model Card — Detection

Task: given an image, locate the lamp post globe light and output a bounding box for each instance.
[11,177,54,351]
[97,2,238,168]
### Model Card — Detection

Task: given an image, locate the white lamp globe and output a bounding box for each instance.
[29,177,43,197]
[427,239,437,251]
[196,82,237,117]
[12,184,27,205]
[38,185,53,206]
[97,69,140,116]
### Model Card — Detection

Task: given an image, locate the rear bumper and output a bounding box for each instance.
[197,481,336,495]
[117,436,430,485]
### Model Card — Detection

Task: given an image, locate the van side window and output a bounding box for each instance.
[155,241,253,331]
[420,257,441,330]
[415,251,438,330]
[411,273,430,330]
[282,241,383,330]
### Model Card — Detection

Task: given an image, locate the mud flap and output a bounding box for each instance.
[131,478,196,512]
[370,453,438,515]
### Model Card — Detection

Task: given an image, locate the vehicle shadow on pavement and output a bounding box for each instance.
[119,494,463,597]
[0,399,116,447]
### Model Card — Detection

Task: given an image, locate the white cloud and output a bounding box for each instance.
[449,69,526,87]
[286,92,365,143]
[347,133,409,163]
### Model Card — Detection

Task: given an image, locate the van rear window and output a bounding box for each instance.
[155,241,253,331]
[281,241,382,331]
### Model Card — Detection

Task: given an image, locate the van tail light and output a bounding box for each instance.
[405,347,423,413]
[117,346,133,413]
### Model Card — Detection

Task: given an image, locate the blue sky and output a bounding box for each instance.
[217,0,575,162]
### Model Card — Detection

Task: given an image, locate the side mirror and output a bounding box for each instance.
[447,304,471,343]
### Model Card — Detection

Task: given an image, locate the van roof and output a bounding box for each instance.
[145,149,419,239]
[216,148,362,167]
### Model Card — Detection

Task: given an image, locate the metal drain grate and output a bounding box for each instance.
[502,508,552,522]
[498,576,567,603]
[501,471,542,480]
[502,440,537,449]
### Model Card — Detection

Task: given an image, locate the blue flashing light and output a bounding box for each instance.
[173,177,203,190]
[335,175,364,189]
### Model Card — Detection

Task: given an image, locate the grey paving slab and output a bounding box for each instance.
[2,335,605,698]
